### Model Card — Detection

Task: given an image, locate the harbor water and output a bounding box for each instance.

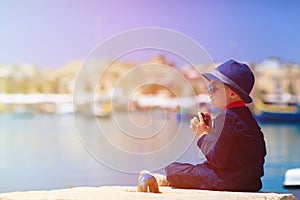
[0,112,299,196]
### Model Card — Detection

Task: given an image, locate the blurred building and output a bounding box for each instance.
[254,57,300,98]
[0,56,299,105]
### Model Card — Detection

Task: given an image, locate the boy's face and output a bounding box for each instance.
[207,81,229,109]
[208,81,243,109]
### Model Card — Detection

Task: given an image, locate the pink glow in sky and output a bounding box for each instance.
[1,0,300,68]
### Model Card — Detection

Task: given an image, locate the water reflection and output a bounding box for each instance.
[0,114,299,194]
[0,113,199,192]
[260,122,300,192]
[74,110,197,173]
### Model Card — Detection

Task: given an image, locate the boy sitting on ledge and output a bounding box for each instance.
[140,60,267,192]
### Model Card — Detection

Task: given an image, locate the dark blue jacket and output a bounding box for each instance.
[197,106,266,191]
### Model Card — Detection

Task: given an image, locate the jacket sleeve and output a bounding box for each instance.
[197,134,216,155]
[198,113,237,169]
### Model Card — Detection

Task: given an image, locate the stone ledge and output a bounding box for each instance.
[0,186,296,200]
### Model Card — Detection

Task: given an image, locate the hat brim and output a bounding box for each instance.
[202,72,253,103]
[202,72,222,82]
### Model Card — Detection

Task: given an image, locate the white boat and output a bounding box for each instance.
[91,98,112,117]
[284,168,300,187]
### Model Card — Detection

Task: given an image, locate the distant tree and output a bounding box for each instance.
[287,81,295,95]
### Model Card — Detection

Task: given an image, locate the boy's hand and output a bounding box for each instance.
[189,112,211,138]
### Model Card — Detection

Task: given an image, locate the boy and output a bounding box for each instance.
[164,59,267,192]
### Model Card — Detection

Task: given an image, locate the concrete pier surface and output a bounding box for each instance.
[0,186,296,200]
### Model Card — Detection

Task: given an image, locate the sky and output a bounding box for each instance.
[1,0,300,68]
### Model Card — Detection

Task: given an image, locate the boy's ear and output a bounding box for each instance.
[229,89,239,100]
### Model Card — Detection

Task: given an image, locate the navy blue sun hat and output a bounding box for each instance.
[202,60,255,103]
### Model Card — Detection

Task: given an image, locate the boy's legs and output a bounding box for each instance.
[165,162,214,190]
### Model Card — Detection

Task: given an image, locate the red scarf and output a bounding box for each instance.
[223,101,246,111]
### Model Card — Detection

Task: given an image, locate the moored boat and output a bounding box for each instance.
[254,100,300,122]
[91,97,112,118]
[283,168,300,199]
[284,168,300,188]
[253,92,300,122]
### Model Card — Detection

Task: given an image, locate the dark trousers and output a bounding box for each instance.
[165,162,215,190]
